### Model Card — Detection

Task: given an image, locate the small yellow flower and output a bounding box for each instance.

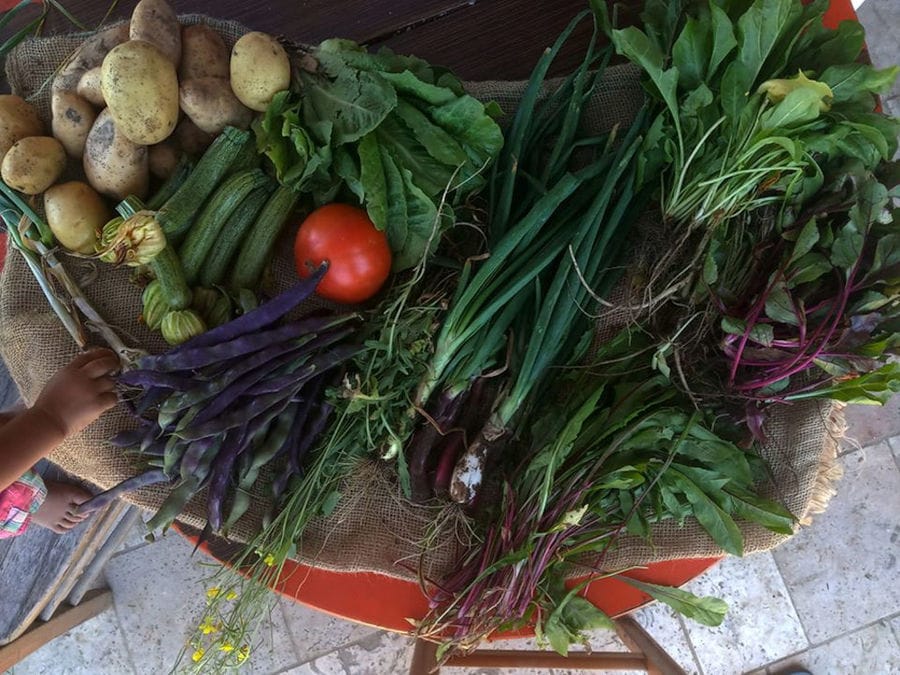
[192,648,205,662]
[199,618,219,635]
[219,643,235,653]
[237,645,250,663]
[206,587,221,599]
[263,553,276,567]
[225,590,238,601]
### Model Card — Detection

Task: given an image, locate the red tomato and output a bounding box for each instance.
[294,203,392,304]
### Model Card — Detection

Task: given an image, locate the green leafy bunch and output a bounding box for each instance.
[610,0,899,231]
[254,39,504,271]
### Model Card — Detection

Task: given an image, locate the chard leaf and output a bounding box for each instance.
[765,284,800,326]
[830,223,865,272]
[721,317,775,348]
[672,16,710,90]
[620,577,728,627]
[707,2,737,80]
[358,133,388,229]
[671,470,744,555]
[869,234,900,280]
[820,63,900,104]
[788,252,832,286]
[787,218,820,264]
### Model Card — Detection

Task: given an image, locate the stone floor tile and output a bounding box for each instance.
[766,619,900,675]
[843,398,900,450]
[772,446,900,644]
[632,602,702,675]
[279,598,380,663]
[889,436,900,470]
[11,605,136,675]
[281,630,415,674]
[679,553,807,675]
[104,532,301,674]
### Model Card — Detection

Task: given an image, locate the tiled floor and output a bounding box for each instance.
[5,1,900,674]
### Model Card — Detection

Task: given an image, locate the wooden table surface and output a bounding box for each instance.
[0,0,640,85]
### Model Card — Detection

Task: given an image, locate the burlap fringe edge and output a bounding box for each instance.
[799,403,846,527]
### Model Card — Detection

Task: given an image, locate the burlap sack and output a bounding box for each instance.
[0,17,843,582]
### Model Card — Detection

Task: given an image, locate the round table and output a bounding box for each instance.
[3,0,859,640]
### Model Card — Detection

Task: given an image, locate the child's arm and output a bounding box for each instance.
[0,348,119,491]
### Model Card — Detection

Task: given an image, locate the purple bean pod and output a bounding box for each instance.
[75,469,172,514]
[165,263,329,353]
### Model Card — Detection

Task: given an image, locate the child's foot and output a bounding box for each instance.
[31,480,93,534]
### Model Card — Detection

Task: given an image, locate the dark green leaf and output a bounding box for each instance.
[814,19,865,69]
[393,99,468,167]
[820,63,900,104]
[789,252,832,286]
[358,133,388,229]
[830,223,865,272]
[725,485,796,535]
[786,362,900,404]
[721,316,775,347]
[378,70,456,105]
[672,17,710,90]
[429,95,504,161]
[622,578,729,626]
[734,0,800,86]
[788,218,820,264]
[671,471,744,555]
[765,284,799,326]
[612,27,681,123]
[760,87,826,130]
[707,3,737,79]
[300,67,397,145]
[375,114,455,196]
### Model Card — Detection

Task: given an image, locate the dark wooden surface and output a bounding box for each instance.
[0,0,636,83]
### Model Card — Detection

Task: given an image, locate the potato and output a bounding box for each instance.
[1,136,66,195]
[51,91,97,158]
[101,40,179,145]
[179,24,229,81]
[174,117,215,156]
[0,94,44,161]
[149,141,180,179]
[43,181,111,254]
[129,0,181,66]
[230,32,290,112]
[180,77,253,134]
[84,108,149,201]
[53,24,129,93]
[76,66,105,107]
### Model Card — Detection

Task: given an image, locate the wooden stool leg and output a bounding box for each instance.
[615,615,687,675]
[0,588,112,671]
[410,638,441,675]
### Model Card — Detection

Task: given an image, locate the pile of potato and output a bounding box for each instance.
[0,0,291,255]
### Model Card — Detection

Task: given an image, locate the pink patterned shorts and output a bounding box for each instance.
[0,469,47,539]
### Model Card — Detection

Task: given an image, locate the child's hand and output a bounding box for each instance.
[32,348,120,437]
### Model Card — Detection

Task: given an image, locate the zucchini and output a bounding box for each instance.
[199,184,272,287]
[178,169,271,285]
[151,245,192,310]
[115,195,192,310]
[147,155,192,210]
[156,127,253,245]
[231,185,300,291]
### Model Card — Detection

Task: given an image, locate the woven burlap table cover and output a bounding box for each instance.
[0,16,843,582]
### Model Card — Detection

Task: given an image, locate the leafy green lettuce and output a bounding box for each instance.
[254,40,503,271]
